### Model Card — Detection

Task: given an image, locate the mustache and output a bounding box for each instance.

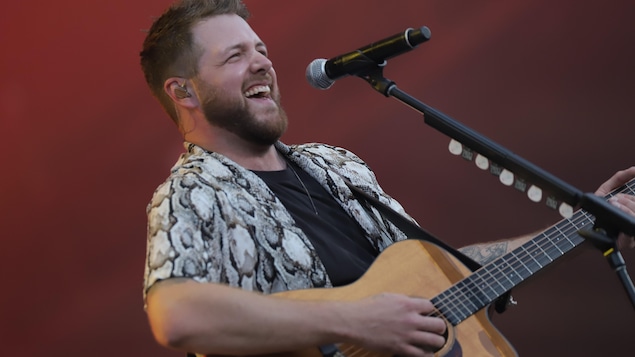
[244,73,275,90]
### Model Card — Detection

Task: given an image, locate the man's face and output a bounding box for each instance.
[191,14,287,146]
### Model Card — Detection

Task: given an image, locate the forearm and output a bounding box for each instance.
[458,234,534,265]
[146,278,350,355]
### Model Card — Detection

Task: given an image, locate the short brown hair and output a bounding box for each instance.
[140,0,250,123]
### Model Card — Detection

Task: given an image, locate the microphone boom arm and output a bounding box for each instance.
[358,67,635,237]
[356,66,635,308]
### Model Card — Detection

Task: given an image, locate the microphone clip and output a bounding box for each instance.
[358,65,395,97]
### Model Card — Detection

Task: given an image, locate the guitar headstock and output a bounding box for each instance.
[449,139,574,219]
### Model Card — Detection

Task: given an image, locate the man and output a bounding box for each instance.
[140,1,635,356]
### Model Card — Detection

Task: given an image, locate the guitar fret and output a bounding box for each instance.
[499,257,525,285]
[535,243,554,264]
[522,243,544,270]
[491,260,517,289]
[434,279,485,324]
[447,281,474,320]
[554,222,577,246]
[481,267,507,295]
[581,211,595,225]
[509,250,532,279]
[439,281,481,322]
[551,236,565,255]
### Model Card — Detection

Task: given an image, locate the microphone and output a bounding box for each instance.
[306,26,431,90]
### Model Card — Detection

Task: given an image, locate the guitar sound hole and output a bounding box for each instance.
[436,324,463,357]
[441,328,463,357]
[318,344,342,357]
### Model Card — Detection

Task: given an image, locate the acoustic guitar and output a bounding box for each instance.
[258,177,634,357]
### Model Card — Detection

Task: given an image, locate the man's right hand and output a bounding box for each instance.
[342,293,447,357]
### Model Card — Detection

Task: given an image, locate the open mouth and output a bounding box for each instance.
[244,85,271,99]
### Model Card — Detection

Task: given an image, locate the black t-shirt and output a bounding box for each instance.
[253,161,378,286]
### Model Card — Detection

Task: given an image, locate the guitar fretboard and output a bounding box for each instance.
[431,179,635,325]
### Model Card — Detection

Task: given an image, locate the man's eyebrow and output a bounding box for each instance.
[220,41,267,55]
[220,43,245,55]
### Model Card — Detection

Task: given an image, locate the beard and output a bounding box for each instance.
[198,79,288,147]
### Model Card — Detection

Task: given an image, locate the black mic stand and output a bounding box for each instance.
[578,228,635,309]
[354,64,635,309]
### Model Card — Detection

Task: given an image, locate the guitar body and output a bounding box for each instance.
[268,239,517,357]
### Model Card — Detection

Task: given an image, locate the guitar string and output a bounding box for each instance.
[434,210,592,322]
[432,181,634,321]
[469,180,635,304]
[420,216,590,352]
[439,224,583,322]
[339,345,373,357]
[437,179,634,310]
[339,343,379,357]
[435,190,632,323]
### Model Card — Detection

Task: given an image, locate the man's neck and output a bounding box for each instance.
[223,143,285,171]
[185,129,286,171]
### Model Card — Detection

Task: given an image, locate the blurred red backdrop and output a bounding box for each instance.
[1,0,633,356]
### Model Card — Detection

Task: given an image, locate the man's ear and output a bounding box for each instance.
[164,78,197,107]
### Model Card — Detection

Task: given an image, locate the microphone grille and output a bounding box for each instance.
[305,58,334,90]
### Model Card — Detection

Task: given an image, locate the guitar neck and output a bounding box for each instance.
[432,178,635,326]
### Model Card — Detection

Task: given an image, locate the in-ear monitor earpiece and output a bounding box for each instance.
[175,82,191,99]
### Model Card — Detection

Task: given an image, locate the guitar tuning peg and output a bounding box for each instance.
[449,139,462,156]
[558,202,573,219]
[475,154,489,170]
[499,169,514,186]
[527,185,543,202]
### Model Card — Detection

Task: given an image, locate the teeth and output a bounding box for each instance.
[244,85,271,98]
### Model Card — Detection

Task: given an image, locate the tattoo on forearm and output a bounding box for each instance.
[459,242,509,265]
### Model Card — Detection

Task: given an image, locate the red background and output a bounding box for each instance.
[1,0,634,355]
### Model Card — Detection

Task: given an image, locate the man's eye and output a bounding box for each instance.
[227,53,241,61]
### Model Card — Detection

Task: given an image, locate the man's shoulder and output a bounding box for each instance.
[286,142,378,186]
[289,142,366,165]
[169,144,243,181]
[148,146,238,204]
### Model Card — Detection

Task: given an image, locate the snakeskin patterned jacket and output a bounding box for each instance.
[143,141,412,302]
